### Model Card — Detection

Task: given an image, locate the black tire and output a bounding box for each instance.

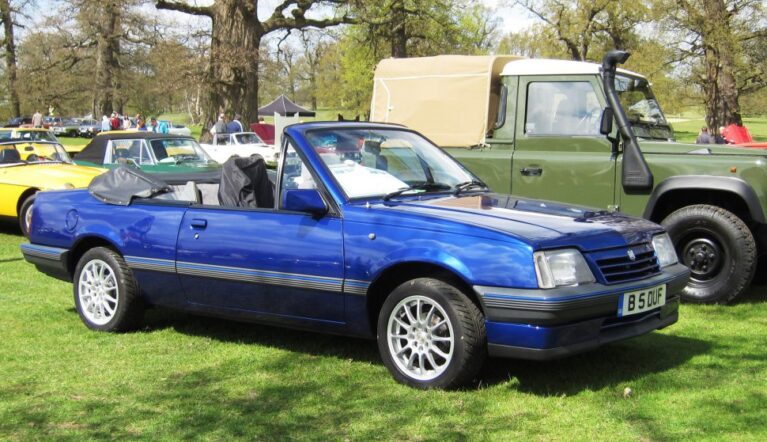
[18,194,35,237]
[662,204,756,304]
[73,247,144,331]
[377,277,486,389]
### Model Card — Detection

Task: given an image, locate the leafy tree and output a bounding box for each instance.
[514,0,649,61]
[658,0,767,129]
[155,0,354,128]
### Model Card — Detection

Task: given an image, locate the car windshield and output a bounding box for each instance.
[303,128,476,199]
[0,142,72,165]
[150,138,214,164]
[235,133,264,144]
[0,130,57,142]
[615,74,674,139]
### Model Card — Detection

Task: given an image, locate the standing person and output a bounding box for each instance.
[714,126,727,144]
[158,119,169,134]
[101,115,111,132]
[227,113,244,133]
[137,119,147,131]
[122,116,132,129]
[696,127,713,144]
[109,112,119,130]
[148,117,159,132]
[211,113,227,136]
[32,110,43,128]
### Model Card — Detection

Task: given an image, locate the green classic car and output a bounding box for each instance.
[74,131,221,183]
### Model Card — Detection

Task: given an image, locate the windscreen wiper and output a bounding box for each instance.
[453,180,489,196]
[382,182,452,201]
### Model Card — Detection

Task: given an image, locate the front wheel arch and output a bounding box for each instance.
[365,262,483,337]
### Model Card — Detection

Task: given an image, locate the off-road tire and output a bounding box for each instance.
[18,194,35,237]
[662,204,755,304]
[73,247,144,331]
[377,277,486,389]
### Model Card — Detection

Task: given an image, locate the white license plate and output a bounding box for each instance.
[618,284,666,317]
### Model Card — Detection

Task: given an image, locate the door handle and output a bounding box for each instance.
[520,167,543,176]
[190,218,207,229]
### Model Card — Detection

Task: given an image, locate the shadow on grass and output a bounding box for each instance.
[482,332,710,395]
[135,307,709,395]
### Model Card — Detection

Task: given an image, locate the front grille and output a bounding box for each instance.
[591,243,660,284]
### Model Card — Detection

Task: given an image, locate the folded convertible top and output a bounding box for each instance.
[88,166,172,205]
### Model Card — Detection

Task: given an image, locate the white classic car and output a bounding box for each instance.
[199,132,278,165]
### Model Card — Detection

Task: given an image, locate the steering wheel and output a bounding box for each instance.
[26,154,40,162]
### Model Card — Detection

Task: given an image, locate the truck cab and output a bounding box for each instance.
[372,53,767,304]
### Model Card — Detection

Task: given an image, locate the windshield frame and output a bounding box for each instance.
[614,73,674,140]
[298,126,480,203]
[0,140,73,166]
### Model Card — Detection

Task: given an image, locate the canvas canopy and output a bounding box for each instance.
[258,95,316,117]
[370,55,522,147]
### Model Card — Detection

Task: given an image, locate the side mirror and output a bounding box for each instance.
[282,189,328,217]
[600,107,614,135]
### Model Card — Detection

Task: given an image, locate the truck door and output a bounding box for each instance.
[511,76,617,210]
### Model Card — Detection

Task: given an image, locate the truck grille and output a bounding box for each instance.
[591,243,660,284]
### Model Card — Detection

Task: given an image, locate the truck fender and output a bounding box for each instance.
[642,175,765,223]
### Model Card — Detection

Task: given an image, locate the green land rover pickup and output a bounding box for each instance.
[371,51,767,304]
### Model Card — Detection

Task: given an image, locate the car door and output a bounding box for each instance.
[511,76,618,210]
[175,141,345,323]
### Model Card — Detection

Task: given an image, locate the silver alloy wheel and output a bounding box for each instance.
[24,203,32,233]
[78,259,119,326]
[387,295,454,381]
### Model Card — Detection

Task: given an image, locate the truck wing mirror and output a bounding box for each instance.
[600,107,614,135]
[282,189,328,217]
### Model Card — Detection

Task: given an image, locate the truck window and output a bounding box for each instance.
[525,82,601,136]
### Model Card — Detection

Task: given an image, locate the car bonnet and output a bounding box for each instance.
[372,194,663,252]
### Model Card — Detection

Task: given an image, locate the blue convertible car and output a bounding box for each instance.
[22,122,689,388]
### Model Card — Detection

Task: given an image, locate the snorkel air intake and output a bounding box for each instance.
[602,50,653,192]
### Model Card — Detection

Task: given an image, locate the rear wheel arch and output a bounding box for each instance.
[365,262,483,337]
[67,236,121,278]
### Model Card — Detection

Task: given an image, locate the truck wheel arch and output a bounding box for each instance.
[643,176,764,225]
[365,261,483,337]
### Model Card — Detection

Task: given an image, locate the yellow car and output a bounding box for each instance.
[0,140,104,236]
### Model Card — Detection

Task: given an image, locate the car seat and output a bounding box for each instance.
[217,155,275,208]
[0,148,21,163]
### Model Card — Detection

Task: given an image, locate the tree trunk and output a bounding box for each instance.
[0,0,20,117]
[206,0,262,127]
[390,0,408,58]
[94,2,120,117]
[702,0,740,130]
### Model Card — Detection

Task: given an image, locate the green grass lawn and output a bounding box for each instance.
[0,226,765,440]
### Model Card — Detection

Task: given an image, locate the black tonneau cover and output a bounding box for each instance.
[89,166,171,205]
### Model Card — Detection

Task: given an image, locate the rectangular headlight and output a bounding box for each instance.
[534,249,595,289]
[652,233,678,267]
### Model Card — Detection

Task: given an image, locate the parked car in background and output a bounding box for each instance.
[78,119,101,138]
[74,131,220,182]
[158,120,192,136]
[4,117,33,128]
[0,128,60,147]
[199,131,278,166]
[51,118,82,137]
[21,122,688,388]
[0,140,103,235]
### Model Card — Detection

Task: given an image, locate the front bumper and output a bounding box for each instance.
[475,263,689,360]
